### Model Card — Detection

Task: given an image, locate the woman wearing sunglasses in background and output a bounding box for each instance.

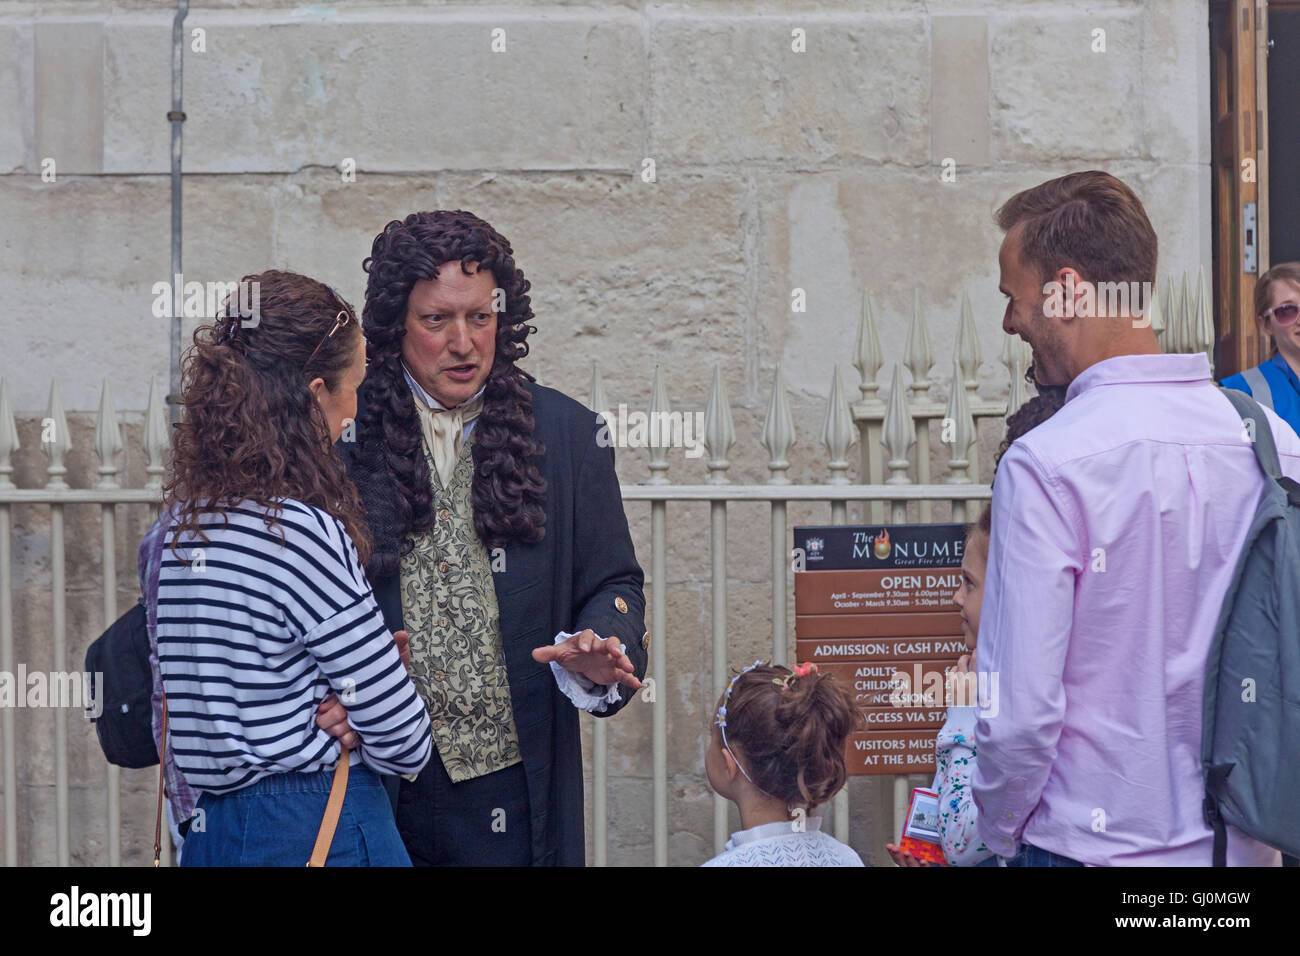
[157,270,432,865]
[1221,262,1300,436]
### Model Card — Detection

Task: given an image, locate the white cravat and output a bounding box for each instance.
[403,364,486,487]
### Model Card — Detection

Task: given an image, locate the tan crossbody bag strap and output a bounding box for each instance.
[306,750,350,867]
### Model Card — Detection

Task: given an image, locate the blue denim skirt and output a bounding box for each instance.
[180,763,411,867]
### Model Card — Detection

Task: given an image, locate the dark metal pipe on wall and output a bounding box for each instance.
[168,1,189,424]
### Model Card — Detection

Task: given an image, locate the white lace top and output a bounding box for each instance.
[702,816,864,867]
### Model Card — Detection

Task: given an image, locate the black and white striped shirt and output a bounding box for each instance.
[156,499,432,794]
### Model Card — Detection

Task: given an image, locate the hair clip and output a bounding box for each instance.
[771,661,818,690]
[214,314,243,346]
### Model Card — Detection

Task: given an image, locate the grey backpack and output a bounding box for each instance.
[1202,387,1300,865]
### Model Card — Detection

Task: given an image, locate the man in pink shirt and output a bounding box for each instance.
[972,170,1300,866]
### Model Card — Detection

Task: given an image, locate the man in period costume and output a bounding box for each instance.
[342,210,647,866]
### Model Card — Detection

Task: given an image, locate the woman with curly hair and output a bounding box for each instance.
[341,210,647,866]
[157,270,432,866]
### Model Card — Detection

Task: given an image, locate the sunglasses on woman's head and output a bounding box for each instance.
[1260,302,1300,327]
[304,310,351,368]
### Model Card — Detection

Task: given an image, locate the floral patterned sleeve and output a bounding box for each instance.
[934,706,993,866]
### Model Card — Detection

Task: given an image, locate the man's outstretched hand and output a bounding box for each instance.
[532,629,642,690]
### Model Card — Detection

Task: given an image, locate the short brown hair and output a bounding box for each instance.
[996,171,1157,288]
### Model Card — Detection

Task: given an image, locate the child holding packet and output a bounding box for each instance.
[703,661,864,866]
[887,509,994,867]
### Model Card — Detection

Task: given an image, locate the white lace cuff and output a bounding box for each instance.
[549,630,624,714]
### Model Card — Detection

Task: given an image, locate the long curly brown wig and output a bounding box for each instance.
[355,210,547,576]
[163,270,372,565]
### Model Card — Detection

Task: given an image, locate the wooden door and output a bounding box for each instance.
[1210,0,1270,377]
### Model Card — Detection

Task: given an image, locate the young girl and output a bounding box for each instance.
[703,660,864,866]
[886,510,994,867]
[938,506,994,864]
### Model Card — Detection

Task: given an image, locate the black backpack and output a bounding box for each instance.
[84,600,157,768]
[84,520,167,768]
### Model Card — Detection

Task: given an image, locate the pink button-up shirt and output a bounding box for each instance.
[973,352,1300,865]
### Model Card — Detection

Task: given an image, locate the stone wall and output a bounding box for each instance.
[0,0,1211,865]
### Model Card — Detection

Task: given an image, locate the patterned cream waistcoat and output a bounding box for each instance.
[399,429,522,782]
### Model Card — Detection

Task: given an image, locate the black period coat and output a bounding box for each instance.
[342,379,648,866]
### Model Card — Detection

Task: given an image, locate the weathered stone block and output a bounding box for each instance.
[1138,0,1209,165]
[103,19,170,175]
[990,9,1144,162]
[166,14,643,174]
[650,13,929,166]
[931,15,990,166]
[35,22,104,175]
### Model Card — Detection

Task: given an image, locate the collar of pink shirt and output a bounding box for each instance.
[1064,350,1210,402]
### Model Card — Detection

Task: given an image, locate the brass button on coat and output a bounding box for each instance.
[641,630,650,651]
[434,669,446,682]
[438,508,451,521]
[614,596,628,614]
[438,616,450,628]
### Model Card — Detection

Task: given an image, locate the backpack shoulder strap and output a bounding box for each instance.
[1240,366,1275,411]
[1219,386,1283,482]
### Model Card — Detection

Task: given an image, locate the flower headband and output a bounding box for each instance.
[715,660,765,786]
